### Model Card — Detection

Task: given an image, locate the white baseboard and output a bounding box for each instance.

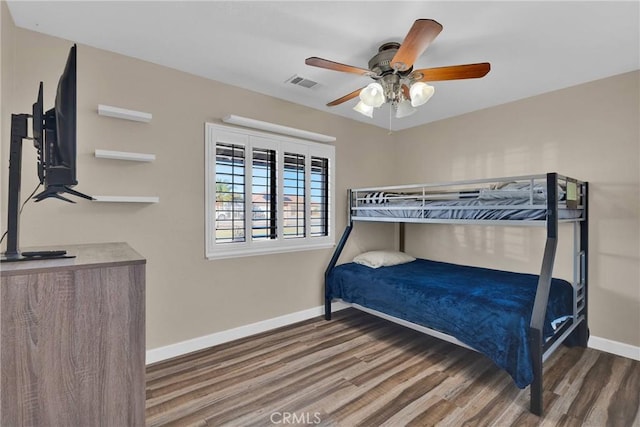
[589,335,640,361]
[146,301,350,365]
[147,304,639,365]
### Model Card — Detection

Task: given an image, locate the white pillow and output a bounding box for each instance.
[353,250,416,269]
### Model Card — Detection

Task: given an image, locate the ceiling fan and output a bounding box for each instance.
[305,19,490,118]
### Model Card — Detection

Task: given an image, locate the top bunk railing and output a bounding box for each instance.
[349,173,586,226]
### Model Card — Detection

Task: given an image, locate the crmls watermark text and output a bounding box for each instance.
[270,411,322,425]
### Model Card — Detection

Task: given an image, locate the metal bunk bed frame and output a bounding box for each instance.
[324,172,589,416]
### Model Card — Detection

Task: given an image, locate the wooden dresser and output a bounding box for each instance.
[0,242,145,426]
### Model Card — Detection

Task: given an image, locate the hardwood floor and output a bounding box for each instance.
[146,309,640,426]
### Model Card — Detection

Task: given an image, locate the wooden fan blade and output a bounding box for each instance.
[391,19,443,72]
[305,57,372,76]
[326,87,364,107]
[411,63,491,82]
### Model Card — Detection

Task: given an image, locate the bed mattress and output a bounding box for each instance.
[353,198,582,221]
[326,258,574,388]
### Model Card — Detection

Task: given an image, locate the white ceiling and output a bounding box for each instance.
[7,1,640,131]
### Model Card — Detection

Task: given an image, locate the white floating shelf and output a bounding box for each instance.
[95,149,155,162]
[92,196,159,203]
[98,104,152,122]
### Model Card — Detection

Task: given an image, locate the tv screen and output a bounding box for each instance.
[32,82,44,183]
[53,43,76,181]
[34,44,90,203]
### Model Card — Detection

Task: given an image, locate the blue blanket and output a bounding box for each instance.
[326,258,573,388]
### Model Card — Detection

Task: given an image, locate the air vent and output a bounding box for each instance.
[286,75,318,89]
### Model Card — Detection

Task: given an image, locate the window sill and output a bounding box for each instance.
[206,241,335,260]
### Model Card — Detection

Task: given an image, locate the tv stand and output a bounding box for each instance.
[2,111,94,261]
[33,184,93,203]
[3,114,29,259]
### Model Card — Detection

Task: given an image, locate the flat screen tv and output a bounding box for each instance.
[34,44,90,202]
[2,44,92,262]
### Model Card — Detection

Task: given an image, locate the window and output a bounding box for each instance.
[310,157,329,237]
[251,147,277,241]
[215,143,245,243]
[206,123,335,259]
[283,152,306,239]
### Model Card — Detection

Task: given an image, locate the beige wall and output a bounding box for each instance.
[0,12,396,350]
[2,5,638,351]
[1,1,13,180]
[395,71,640,347]
[1,2,3,153]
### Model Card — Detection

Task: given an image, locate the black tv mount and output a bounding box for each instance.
[2,113,91,262]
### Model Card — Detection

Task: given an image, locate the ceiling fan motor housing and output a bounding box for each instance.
[368,42,413,77]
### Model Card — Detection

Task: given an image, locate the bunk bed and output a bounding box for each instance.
[324,173,588,416]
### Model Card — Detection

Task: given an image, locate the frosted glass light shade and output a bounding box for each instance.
[353,100,374,118]
[360,82,385,107]
[410,82,435,107]
[395,99,417,118]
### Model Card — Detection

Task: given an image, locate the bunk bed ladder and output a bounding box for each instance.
[576,181,589,346]
[574,229,587,323]
[529,172,559,416]
[567,180,589,347]
[567,181,589,348]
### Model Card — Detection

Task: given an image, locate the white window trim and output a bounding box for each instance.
[205,122,335,260]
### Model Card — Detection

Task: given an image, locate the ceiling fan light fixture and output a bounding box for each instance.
[410,82,435,107]
[395,99,417,118]
[360,82,385,107]
[353,100,374,118]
